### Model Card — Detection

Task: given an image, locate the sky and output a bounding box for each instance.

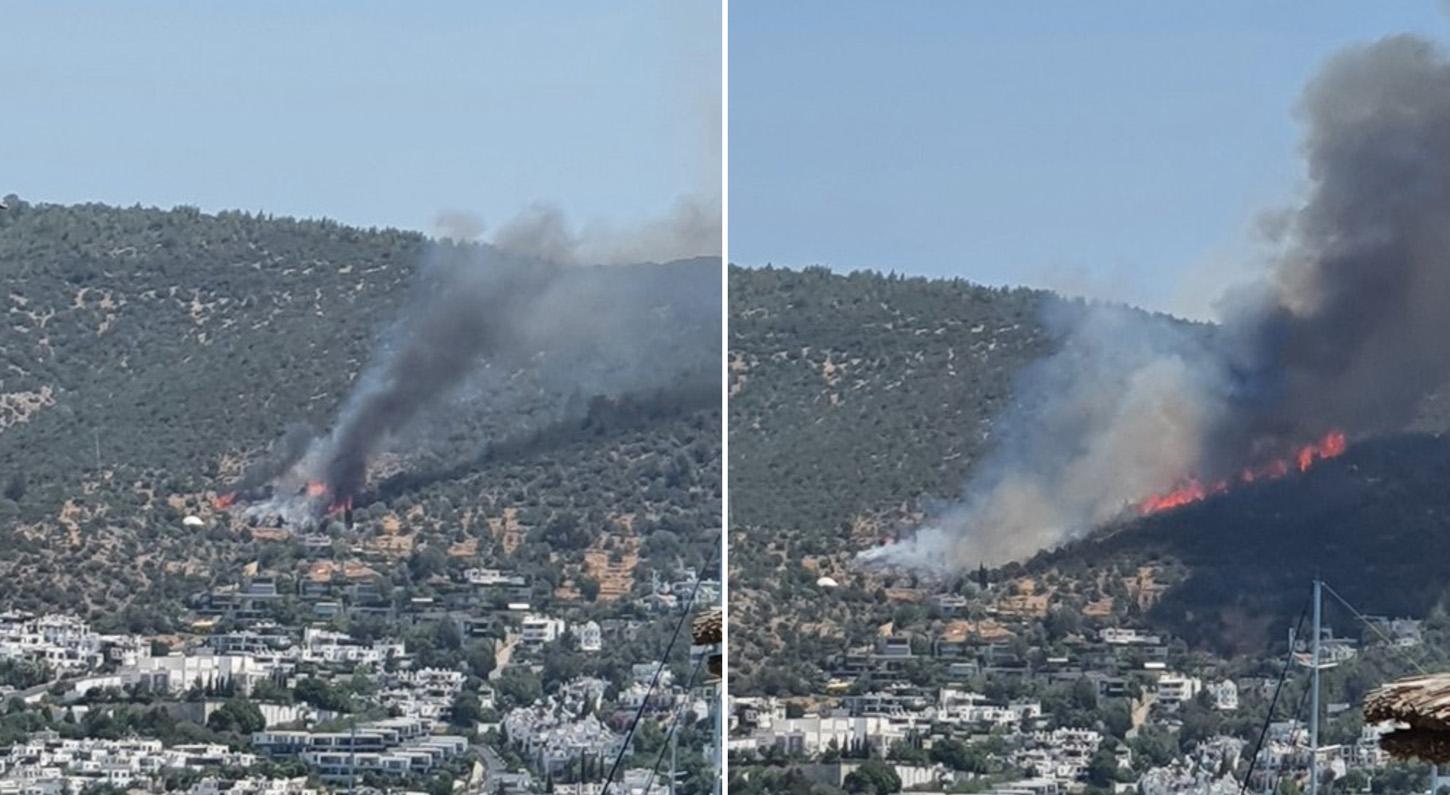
[1,1,720,239]
[730,2,1450,317]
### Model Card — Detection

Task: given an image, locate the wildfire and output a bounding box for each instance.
[305,480,328,498]
[1139,430,1347,516]
[212,492,237,510]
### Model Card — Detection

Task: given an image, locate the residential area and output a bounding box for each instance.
[0,547,722,795]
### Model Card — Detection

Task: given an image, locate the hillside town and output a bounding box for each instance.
[0,555,723,795]
[727,568,1434,795]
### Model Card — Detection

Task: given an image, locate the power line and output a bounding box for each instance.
[1320,580,1430,676]
[1240,589,1311,795]
[600,534,721,795]
[1267,675,1315,795]
[640,645,712,795]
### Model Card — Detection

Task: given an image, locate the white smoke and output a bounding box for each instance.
[861,303,1231,570]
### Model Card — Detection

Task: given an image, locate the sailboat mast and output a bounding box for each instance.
[1310,577,1322,795]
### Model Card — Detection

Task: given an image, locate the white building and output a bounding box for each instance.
[1101,627,1161,645]
[0,613,138,673]
[520,615,567,647]
[632,662,674,687]
[574,621,603,652]
[0,733,262,794]
[188,776,319,795]
[1015,728,1104,783]
[465,568,526,586]
[123,652,276,695]
[504,681,622,776]
[750,716,906,757]
[299,627,404,666]
[255,717,465,783]
[1157,673,1203,707]
[1208,679,1238,711]
[377,668,466,728]
[928,690,1040,728]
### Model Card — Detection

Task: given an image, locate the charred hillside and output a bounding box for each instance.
[1039,432,1450,653]
[0,198,720,622]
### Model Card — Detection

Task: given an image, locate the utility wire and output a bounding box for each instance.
[600,534,721,795]
[1320,580,1430,676]
[640,644,712,795]
[1240,590,1311,795]
[1267,675,1315,795]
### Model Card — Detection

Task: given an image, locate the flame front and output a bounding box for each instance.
[212,493,237,510]
[1139,430,1347,516]
[306,480,328,498]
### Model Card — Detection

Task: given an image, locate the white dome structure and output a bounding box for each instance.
[816,575,839,588]
[182,515,205,527]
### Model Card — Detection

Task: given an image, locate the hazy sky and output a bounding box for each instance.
[2,1,719,238]
[730,2,1450,317]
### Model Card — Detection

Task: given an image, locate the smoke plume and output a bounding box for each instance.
[231,214,718,525]
[227,422,317,494]
[491,193,722,267]
[865,34,1450,570]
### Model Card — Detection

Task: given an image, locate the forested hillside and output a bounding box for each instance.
[728,265,1450,688]
[728,265,1052,536]
[728,265,1054,687]
[0,198,720,624]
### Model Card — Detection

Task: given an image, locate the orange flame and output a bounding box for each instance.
[1139,430,1347,516]
[306,480,328,498]
[212,493,237,510]
[326,495,353,516]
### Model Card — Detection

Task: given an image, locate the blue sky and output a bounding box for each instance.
[729,2,1450,316]
[1,1,719,237]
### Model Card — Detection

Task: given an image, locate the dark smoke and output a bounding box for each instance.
[228,422,317,494]
[314,242,720,503]
[319,244,554,499]
[1220,34,1450,450]
[867,34,1450,570]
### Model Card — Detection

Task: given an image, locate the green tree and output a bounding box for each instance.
[844,758,901,795]
[206,697,265,734]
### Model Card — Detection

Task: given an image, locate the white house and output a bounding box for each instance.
[1209,679,1239,711]
[574,621,602,652]
[1156,673,1203,707]
[122,653,275,695]
[520,615,567,647]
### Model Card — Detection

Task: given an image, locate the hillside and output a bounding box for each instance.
[729,265,1053,536]
[0,197,721,624]
[729,265,1054,688]
[1041,432,1450,653]
[728,264,1450,688]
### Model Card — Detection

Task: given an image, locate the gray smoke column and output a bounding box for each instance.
[1222,34,1450,445]
[317,243,557,501]
[315,243,717,504]
[224,196,719,528]
[287,240,719,510]
[491,194,722,267]
[227,422,317,494]
[864,34,1450,571]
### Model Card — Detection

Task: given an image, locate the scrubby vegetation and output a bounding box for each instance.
[729,264,1450,677]
[0,198,720,621]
